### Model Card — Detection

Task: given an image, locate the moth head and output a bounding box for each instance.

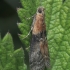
[37,6,45,15]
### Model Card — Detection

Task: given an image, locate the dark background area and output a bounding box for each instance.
[0,0,22,49]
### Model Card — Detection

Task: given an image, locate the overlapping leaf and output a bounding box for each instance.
[0,33,27,70]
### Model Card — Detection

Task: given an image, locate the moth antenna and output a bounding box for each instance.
[22,14,36,40]
[22,27,33,40]
[26,15,34,20]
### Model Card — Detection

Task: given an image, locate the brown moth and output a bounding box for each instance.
[29,6,50,70]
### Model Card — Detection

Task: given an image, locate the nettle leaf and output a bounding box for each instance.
[13,48,27,70]
[17,0,40,49]
[18,0,70,70]
[43,0,70,70]
[2,32,14,52]
[0,33,27,70]
[1,32,16,70]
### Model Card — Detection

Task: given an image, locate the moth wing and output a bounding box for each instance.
[39,40,50,68]
[44,41,50,68]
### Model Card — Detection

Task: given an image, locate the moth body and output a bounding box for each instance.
[29,7,50,70]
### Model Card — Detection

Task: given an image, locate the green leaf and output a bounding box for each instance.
[44,0,70,70]
[13,48,27,70]
[18,1,46,69]
[17,0,44,49]
[0,32,27,70]
[0,32,16,70]
[2,32,14,52]
[18,0,70,70]
[13,48,24,65]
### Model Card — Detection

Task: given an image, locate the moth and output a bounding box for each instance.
[29,6,50,70]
